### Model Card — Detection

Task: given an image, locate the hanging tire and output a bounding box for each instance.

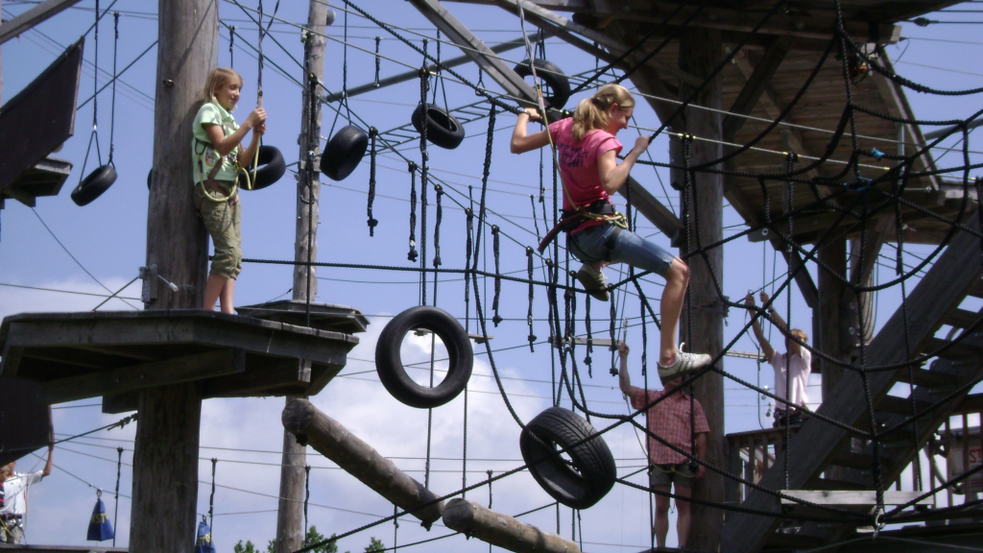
[147,167,153,190]
[320,125,368,181]
[241,145,286,190]
[375,306,473,409]
[514,58,571,110]
[411,103,465,150]
[72,164,117,206]
[520,407,616,509]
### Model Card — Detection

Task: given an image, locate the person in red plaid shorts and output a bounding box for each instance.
[617,342,709,549]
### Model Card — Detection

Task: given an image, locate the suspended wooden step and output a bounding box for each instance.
[442,498,580,553]
[236,299,369,334]
[0,310,358,411]
[282,398,444,528]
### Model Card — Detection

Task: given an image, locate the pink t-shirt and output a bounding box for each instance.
[548,118,622,233]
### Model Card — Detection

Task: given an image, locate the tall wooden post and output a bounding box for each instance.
[676,28,724,552]
[275,2,329,551]
[133,0,217,551]
[819,239,847,396]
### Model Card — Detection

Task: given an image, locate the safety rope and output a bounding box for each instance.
[367,127,378,235]
[112,447,122,547]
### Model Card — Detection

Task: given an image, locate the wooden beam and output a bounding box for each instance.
[41,348,245,404]
[324,34,544,103]
[442,498,581,553]
[720,212,983,552]
[618,176,683,241]
[728,48,822,185]
[406,0,538,106]
[282,399,445,527]
[0,0,82,45]
[723,36,794,140]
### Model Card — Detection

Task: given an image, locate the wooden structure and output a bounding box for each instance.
[0,310,357,406]
[406,1,974,551]
[0,37,81,209]
[723,212,983,551]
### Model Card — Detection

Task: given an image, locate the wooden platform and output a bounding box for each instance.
[0,156,72,210]
[0,310,358,410]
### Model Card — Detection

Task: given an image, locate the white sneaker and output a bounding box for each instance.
[658,342,711,382]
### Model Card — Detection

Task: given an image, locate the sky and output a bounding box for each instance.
[1,0,983,551]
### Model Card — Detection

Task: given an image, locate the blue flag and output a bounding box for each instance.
[86,497,114,541]
[195,519,216,553]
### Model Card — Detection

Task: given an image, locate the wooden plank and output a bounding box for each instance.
[0,0,83,45]
[442,498,581,553]
[618,176,683,242]
[780,490,934,506]
[407,0,538,105]
[282,399,445,527]
[876,395,932,417]
[41,348,245,404]
[944,308,981,329]
[924,336,983,362]
[893,366,958,390]
[721,212,983,552]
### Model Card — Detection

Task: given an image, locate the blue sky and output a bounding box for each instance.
[2,0,983,550]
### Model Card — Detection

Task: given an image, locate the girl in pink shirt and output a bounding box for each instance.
[511,84,709,377]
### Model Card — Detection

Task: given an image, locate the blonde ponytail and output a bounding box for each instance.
[571,84,634,140]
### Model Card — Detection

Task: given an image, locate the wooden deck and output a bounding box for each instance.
[0,310,359,411]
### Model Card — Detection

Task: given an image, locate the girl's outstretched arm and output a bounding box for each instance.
[510,108,551,154]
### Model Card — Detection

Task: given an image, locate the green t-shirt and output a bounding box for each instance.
[192,101,240,183]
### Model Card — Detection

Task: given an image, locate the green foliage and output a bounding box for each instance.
[233,540,259,553]
[364,537,385,553]
[238,525,382,553]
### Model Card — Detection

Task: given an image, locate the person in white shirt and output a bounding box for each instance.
[746,292,812,427]
[1,439,53,544]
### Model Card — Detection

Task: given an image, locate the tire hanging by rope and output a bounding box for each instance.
[73,1,118,207]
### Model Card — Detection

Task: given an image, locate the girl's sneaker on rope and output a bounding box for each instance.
[575,263,609,302]
[658,342,711,382]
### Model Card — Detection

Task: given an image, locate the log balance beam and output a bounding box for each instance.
[443,498,581,553]
[281,398,444,527]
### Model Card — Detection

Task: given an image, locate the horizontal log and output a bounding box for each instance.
[442,498,580,553]
[281,398,443,527]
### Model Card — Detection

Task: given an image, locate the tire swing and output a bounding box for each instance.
[239,145,285,190]
[320,125,369,181]
[411,103,464,150]
[72,8,120,206]
[519,407,617,509]
[375,306,473,409]
[514,58,571,110]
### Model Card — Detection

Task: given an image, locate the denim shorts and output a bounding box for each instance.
[567,223,674,277]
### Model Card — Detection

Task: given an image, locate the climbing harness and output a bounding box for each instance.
[537,199,629,253]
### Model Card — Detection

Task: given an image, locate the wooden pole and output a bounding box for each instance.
[282,398,445,527]
[132,0,217,550]
[442,498,580,553]
[275,2,329,551]
[676,28,725,552]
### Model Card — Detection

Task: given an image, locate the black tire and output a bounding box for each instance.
[514,58,571,110]
[320,125,368,181]
[72,164,117,206]
[241,145,286,190]
[375,306,473,409]
[147,167,153,190]
[520,407,616,509]
[411,103,465,150]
